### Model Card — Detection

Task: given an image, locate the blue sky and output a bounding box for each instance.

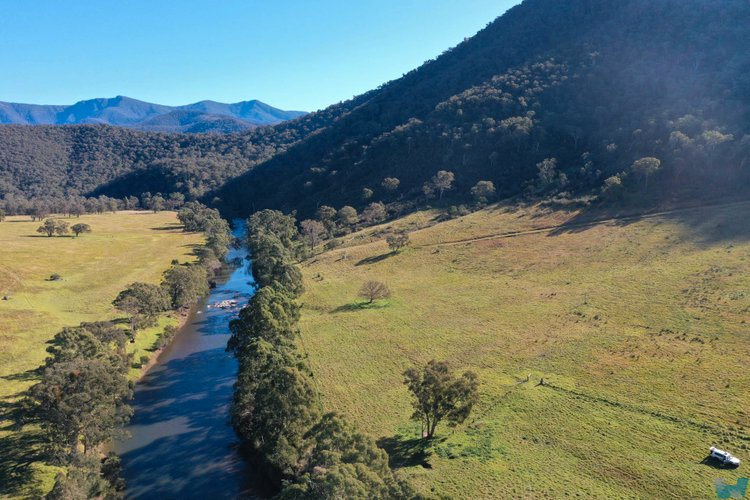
[0,1,518,111]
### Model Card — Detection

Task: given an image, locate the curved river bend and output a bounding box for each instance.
[114,225,261,499]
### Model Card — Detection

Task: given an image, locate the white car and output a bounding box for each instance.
[710,446,741,467]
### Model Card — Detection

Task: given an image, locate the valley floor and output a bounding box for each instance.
[0,211,203,498]
[299,200,750,498]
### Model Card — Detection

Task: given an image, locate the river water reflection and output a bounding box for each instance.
[114,224,259,499]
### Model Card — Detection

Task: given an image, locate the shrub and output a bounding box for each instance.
[324,238,342,251]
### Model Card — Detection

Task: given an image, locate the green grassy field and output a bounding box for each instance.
[299,201,750,498]
[0,211,203,498]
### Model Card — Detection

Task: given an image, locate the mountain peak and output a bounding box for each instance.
[0,97,306,132]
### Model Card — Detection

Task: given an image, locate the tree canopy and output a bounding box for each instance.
[70,223,92,237]
[358,281,391,304]
[112,282,170,333]
[403,360,479,439]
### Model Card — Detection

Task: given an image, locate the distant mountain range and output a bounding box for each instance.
[0,96,306,133]
[0,0,747,215]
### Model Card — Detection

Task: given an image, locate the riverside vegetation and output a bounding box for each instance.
[1,0,749,497]
[227,210,416,498]
[0,203,230,498]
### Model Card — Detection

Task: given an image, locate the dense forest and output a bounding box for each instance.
[0,109,328,201]
[1,0,748,220]
[216,0,750,216]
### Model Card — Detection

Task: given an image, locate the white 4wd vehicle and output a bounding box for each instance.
[710,447,741,466]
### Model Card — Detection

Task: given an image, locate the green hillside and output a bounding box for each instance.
[297,200,750,498]
[218,0,750,217]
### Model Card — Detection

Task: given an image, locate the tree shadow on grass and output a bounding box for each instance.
[0,430,48,498]
[330,301,389,314]
[151,224,184,231]
[23,235,74,238]
[355,251,397,267]
[1,367,42,382]
[0,395,49,498]
[547,196,750,245]
[180,243,205,259]
[377,435,437,469]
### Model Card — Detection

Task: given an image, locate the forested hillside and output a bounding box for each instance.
[217,0,750,216]
[0,99,353,201]
[1,0,748,218]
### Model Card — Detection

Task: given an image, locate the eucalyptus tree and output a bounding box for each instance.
[403,360,479,439]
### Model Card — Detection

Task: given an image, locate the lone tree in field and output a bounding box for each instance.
[0,209,5,222]
[631,157,661,189]
[471,180,496,204]
[403,360,479,439]
[358,280,391,304]
[386,232,410,252]
[71,223,92,237]
[113,282,170,334]
[423,170,455,199]
[37,219,69,237]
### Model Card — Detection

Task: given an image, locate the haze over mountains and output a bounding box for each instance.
[0,0,748,216]
[0,96,306,133]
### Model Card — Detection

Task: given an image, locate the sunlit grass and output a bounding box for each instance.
[299,201,750,498]
[0,211,203,498]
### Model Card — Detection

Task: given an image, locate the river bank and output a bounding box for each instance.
[113,224,265,499]
[130,309,191,383]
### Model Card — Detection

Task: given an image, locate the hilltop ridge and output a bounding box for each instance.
[0,96,306,133]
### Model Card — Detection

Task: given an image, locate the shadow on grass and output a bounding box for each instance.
[377,435,436,469]
[23,235,74,238]
[330,301,389,314]
[0,394,49,498]
[151,224,184,231]
[355,251,397,267]
[699,455,741,470]
[546,196,750,245]
[1,368,42,382]
[0,430,48,498]
[180,243,205,259]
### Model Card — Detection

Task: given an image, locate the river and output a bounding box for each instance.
[114,224,261,499]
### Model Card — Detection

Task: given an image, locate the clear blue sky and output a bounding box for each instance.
[0,1,518,111]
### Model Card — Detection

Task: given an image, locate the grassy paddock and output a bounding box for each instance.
[299,201,750,498]
[0,211,203,498]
